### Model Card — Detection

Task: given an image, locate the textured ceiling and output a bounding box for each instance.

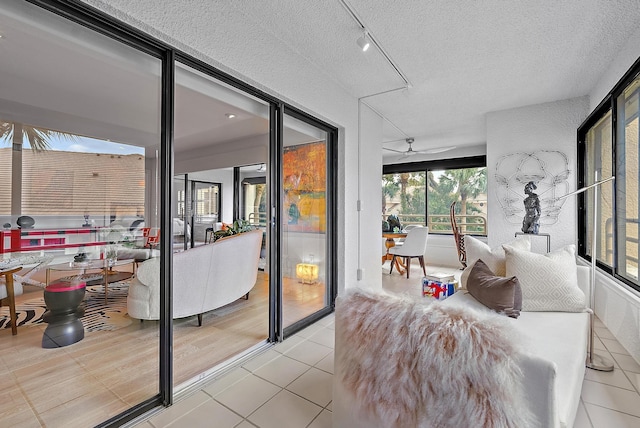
[3,0,640,160]
[237,0,640,155]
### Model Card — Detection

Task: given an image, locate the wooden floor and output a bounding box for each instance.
[0,271,326,427]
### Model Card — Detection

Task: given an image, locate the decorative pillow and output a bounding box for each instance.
[464,235,531,278]
[504,244,586,312]
[466,259,522,319]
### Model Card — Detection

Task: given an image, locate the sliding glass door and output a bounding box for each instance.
[0,2,162,426]
[172,61,271,388]
[280,113,333,331]
[0,2,337,426]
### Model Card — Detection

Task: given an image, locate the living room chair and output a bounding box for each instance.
[0,266,23,335]
[389,226,429,278]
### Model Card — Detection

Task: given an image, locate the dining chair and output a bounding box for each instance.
[389,226,429,278]
[395,223,422,247]
[0,266,23,335]
[449,201,467,269]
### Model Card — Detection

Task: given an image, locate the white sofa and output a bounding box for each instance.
[127,229,262,324]
[333,265,590,428]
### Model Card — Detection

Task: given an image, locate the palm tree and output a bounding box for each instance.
[382,174,400,215]
[440,167,487,232]
[1,121,78,215]
[1,121,79,151]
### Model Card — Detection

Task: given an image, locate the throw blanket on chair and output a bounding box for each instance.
[336,289,532,428]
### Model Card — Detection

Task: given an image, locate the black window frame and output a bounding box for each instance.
[578,54,640,293]
[383,155,487,236]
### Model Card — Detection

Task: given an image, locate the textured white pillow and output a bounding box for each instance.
[504,244,586,312]
[465,235,531,277]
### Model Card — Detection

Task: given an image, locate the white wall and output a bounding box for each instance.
[83,0,376,295]
[357,103,383,290]
[486,97,590,252]
[588,26,640,365]
[188,169,234,224]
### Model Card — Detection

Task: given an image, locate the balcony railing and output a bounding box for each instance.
[384,213,487,236]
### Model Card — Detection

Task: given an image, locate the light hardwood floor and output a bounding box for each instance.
[0,270,326,427]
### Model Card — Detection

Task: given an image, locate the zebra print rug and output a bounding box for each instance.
[0,281,132,332]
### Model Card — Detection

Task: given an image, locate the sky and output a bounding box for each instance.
[2,133,145,155]
[39,134,145,155]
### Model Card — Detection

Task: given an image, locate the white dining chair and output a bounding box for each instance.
[389,226,429,278]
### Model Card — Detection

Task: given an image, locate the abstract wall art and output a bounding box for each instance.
[494,150,571,228]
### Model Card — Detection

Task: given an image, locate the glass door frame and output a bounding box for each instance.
[276,106,338,340]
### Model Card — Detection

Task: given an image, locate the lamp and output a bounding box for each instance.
[356,31,370,52]
[296,260,319,284]
[556,172,614,371]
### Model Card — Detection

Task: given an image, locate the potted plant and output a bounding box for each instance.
[212,219,254,242]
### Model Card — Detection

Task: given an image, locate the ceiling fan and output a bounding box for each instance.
[383,138,456,157]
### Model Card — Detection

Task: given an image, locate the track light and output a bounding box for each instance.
[357,31,370,52]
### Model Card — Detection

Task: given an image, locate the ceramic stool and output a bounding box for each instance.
[42,281,86,348]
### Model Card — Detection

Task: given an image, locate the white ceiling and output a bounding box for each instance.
[234,0,640,156]
[2,0,640,163]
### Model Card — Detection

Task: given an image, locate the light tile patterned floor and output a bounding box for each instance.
[133,263,640,428]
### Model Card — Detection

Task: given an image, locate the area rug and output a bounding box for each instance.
[0,280,133,332]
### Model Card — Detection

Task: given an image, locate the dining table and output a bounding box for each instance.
[382,232,408,275]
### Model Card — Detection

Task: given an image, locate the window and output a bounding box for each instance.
[382,157,487,236]
[579,60,640,291]
[616,73,640,283]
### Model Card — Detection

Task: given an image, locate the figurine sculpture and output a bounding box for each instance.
[521,181,541,234]
[387,214,402,232]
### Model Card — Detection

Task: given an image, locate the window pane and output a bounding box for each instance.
[585,110,614,268]
[616,75,640,282]
[282,114,329,327]
[0,1,161,425]
[173,61,270,385]
[382,172,426,228]
[428,167,487,235]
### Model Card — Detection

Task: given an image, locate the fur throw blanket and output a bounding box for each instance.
[336,288,532,428]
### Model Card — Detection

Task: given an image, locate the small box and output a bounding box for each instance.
[422,277,458,300]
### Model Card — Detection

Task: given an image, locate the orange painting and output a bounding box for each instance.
[283,141,326,232]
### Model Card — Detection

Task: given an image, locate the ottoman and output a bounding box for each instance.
[42,281,86,348]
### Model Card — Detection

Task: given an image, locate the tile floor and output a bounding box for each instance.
[132,265,640,428]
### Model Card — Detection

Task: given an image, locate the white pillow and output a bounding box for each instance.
[504,244,586,312]
[465,235,531,277]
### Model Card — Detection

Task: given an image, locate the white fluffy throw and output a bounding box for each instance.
[336,289,532,428]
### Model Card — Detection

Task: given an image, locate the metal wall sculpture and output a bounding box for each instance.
[495,151,571,228]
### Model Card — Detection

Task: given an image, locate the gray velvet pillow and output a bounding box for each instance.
[466,259,522,319]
